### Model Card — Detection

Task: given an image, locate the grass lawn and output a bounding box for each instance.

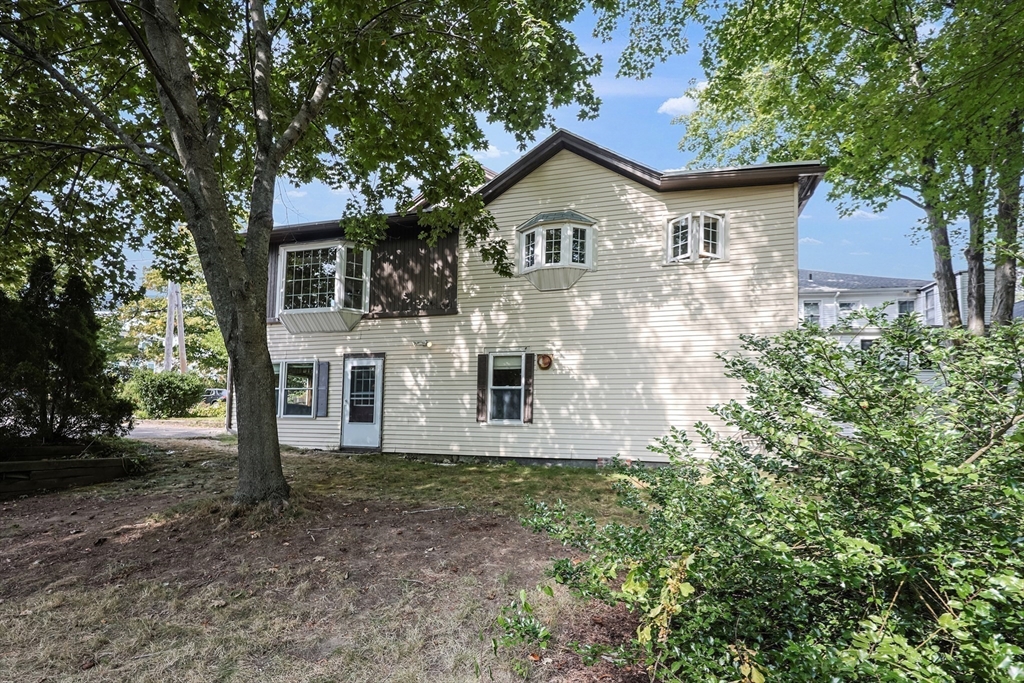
[0,438,645,682]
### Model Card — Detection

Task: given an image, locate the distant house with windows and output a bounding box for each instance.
[798,268,996,346]
[261,129,826,461]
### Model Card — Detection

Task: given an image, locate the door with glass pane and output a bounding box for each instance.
[342,357,383,448]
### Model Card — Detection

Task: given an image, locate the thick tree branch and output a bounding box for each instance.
[106,0,190,126]
[271,52,346,165]
[0,25,190,206]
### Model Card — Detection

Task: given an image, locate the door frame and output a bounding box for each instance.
[340,352,385,451]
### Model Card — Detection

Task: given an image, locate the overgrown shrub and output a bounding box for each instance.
[129,369,206,418]
[526,314,1024,681]
[0,256,134,442]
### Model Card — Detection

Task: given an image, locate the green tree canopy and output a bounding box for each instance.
[0,0,604,502]
[597,0,1024,329]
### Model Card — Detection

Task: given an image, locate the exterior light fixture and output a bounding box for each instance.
[413,340,433,348]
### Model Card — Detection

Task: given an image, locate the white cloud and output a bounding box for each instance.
[842,209,883,221]
[799,237,823,245]
[286,189,307,199]
[657,81,708,117]
[473,145,506,160]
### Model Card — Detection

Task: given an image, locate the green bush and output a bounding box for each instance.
[129,369,207,419]
[526,314,1024,682]
[0,256,134,442]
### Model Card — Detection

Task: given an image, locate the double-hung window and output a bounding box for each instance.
[897,300,916,317]
[666,212,727,263]
[838,301,859,320]
[271,361,317,417]
[803,300,821,326]
[489,354,524,423]
[278,241,370,314]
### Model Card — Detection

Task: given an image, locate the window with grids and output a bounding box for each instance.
[523,231,536,269]
[666,212,726,262]
[489,354,523,422]
[544,228,561,264]
[897,300,916,317]
[279,243,369,313]
[348,366,376,423]
[282,247,337,310]
[668,216,690,261]
[520,223,593,273]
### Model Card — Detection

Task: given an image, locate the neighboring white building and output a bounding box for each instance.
[262,130,825,462]
[799,268,996,347]
[798,270,931,348]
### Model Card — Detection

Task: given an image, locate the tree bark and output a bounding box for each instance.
[992,112,1022,326]
[926,205,962,328]
[964,164,987,335]
[920,158,963,329]
[140,0,289,503]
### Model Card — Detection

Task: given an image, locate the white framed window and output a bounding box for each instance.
[665,211,727,263]
[278,240,370,314]
[516,211,597,275]
[488,353,525,424]
[519,223,594,273]
[803,300,821,326]
[838,301,859,319]
[924,289,937,325]
[272,360,317,418]
[897,300,916,317]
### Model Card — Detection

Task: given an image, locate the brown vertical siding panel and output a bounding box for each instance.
[369,232,458,317]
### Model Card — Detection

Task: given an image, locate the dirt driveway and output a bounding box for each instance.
[0,438,644,683]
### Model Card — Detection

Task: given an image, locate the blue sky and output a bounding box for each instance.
[270,12,946,281]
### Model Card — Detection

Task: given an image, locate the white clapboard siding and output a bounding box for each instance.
[267,149,799,461]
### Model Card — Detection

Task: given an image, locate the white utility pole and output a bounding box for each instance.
[162,282,187,372]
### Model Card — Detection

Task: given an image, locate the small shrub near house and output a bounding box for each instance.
[129,369,207,419]
[526,314,1024,682]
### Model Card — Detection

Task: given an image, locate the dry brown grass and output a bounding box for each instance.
[0,438,640,683]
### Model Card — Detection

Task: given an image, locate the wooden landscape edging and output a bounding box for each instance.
[0,458,136,499]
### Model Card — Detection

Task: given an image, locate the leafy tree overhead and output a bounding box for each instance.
[596,0,1024,330]
[0,0,603,503]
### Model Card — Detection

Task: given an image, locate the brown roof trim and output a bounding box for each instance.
[479,129,827,213]
[268,213,420,245]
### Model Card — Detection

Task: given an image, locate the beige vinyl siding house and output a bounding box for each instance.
[264,130,824,462]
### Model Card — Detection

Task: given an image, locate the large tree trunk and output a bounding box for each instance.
[921,159,963,329]
[964,164,987,335]
[927,207,963,328]
[992,112,1022,326]
[142,0,289,503]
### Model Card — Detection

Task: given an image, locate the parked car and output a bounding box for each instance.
[202,388,228,404]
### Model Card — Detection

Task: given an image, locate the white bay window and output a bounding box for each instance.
[666,211,727,263]
[516,210,597,291]
[276,239,370,333]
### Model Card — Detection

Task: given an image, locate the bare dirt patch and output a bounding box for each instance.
[0,439,641,682]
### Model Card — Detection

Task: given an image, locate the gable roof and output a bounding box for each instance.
[269,130,827,242]
[799,269,931,293]
[479,129,827,213]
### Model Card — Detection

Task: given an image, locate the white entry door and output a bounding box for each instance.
[342,357,383,448]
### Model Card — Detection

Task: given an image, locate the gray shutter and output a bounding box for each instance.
[266,246,279,320]
[476,354,488,422]
[523,353,535,424]
[315,361,329,417]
